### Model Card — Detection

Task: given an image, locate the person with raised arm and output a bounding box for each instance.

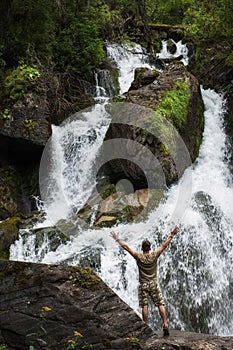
[110,226,179,336]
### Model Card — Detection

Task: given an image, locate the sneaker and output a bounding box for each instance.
[163,325,169,336]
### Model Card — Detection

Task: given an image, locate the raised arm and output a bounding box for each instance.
[110,231,135,257]
[159,226,179,254]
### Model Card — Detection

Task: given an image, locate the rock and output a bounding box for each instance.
[0,165,21,219]
[0,216,21,259]
[143,330,233,350]
[102,62,204,188]
[77,189,163,227]
[95,214,118,226]
[129,68,160,90]
[0,260,153,350]
[167,39,177,55]
[0,260,232,350]
[0,92,50,152]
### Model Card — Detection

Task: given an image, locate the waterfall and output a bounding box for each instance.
[157,39,189,66]
[107,43,156,94]
[10,43,233,336]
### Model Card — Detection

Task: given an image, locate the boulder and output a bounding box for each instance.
[0,92,50,158]
[102,62,204,188]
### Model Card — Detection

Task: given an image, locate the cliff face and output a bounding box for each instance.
[0,260,232,350]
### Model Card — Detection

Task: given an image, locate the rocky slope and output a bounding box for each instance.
[0,259,232,350]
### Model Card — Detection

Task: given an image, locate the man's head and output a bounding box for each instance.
[142,239,151,252]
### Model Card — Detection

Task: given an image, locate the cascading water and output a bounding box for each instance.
[157,39,189,66]
[107,43,156,94]
[10,42,233,336]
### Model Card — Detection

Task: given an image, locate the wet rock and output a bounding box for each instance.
[129,68,160,90]
[0,216,21,259]
[0,260,232,350]
[102,62,204,188]
[0,260,153,350]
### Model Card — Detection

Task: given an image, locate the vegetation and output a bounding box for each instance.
[0,0,231,75]
[0,1,231,119]
[27,306,92,349]
[156,81,191,129]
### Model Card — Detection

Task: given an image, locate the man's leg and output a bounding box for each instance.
[158,304,169,335]
[158,304,168,328]
[142,306,148,323]
[139,283,149,323]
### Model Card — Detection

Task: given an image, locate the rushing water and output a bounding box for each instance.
[10,42,233,336]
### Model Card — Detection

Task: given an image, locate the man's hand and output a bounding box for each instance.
[171,226,179,237]
[110,231,135,257]
[110,231,119,241]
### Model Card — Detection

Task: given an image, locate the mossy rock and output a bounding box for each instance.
[0,216,21,259]
[74,267,105,291]
[129,67,160,90]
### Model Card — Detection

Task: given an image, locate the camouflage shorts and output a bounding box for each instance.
[138,280,165,308]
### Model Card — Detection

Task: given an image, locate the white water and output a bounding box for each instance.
[107,43,156,94]
[39,104,111,223]
[157,39,189,66]
[10,42,233,336]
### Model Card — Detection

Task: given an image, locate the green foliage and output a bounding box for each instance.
[4,62,40,101]
[27,306,52,349]
[0,0,56,65]
[157,81,190,129]
[23,119,39,133]
[183,0,233,42]
[66,331,92,350]
[0,109,12,120]
[0,345,10,350]
[55,17,105,77]
[149,0,189,25]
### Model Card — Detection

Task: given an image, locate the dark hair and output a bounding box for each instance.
[142,239,151,252]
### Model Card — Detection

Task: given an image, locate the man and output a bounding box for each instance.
[110,226,179,336]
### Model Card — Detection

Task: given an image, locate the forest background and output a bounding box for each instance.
[0,0,232,111]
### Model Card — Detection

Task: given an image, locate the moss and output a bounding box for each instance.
[74,267,104,291]
[125,337,141,346]
[108,95,126,103]
[156,81,191,129]
[73,93,95,110]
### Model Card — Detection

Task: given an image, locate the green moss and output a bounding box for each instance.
[108,95,126,103]
[74,267,104,291]
[4,62,40,101]
[156,81,190,129]
[125,337,141,346]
